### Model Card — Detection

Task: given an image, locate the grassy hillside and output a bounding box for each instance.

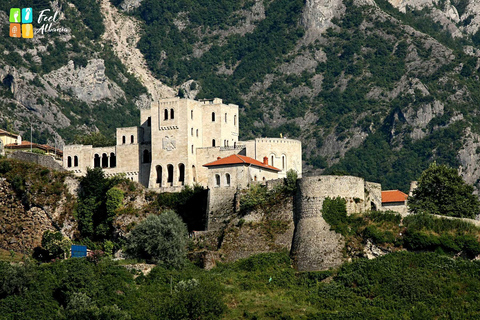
[1,251,480,319]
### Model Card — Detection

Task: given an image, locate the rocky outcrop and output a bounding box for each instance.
[363,239,392,259]
[44,59,124,103]
[458,128,480,187]
[0,180,57,252]
[120,0,143,12]
[388,0,480,37]
[301,0,345,42]
[218,195,295,263]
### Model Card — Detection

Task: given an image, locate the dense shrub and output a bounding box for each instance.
[408,162,480,218]
[322,197,349,235]
[125,211,188,267]
[41,230,72,260]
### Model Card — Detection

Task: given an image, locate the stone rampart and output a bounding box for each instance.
[8,151,65,171]
[291,176,354,271]
[206,187,238,230]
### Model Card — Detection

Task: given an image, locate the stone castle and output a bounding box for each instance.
[62,97,302,190]
[60,96,415,272]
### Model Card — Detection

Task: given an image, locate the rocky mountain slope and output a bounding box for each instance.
[114,0,480,191]
[2,0,480,191]
[0,0,169,146]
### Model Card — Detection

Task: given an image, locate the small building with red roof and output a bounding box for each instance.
[203,154,280,188]
[381,190,408,216]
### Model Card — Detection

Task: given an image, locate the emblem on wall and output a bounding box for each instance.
[162,136,176,151]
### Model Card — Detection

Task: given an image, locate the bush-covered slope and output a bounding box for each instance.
[1,251,480,319]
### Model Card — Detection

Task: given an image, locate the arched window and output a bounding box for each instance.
[94,154,100,168]
[226,173,231,186]
[196,129,198,137]
[191,110,193,119]
[74,156,78,167]
[192,165,196,182]
[167,164,173,185]
[225,113,227,123]
[131,135,134,144]
[282,155,286,170]
[191,128,193,136]
[143,150,151,163]
[110,153,116,168]
[254,175,257,181]
[170,108,175,119]
[234,115,237,125]
[191,145,194,154]
[215,174,220,187]
[164,109,168,120]
[271,155,274,167]
[102,153,108,168]
[122,136,126,144]
[178,163,185,185]
[67,156,72,168]
[212,139,216,147]
[156,165,162,186]
[212,112,215,122]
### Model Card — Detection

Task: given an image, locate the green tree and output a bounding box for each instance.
[125,211,188,268]
[285,169,298,194]
[74,132,115,148]
[408,163,480,218]
[41,230,72,259]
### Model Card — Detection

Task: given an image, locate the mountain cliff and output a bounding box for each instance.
[2,0,480,190]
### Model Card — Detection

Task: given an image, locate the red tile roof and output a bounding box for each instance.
[5,141,63,156]
[382,190,408,203]
[203,154,280,171]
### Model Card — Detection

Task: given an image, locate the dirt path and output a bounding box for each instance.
[100,0,175,101]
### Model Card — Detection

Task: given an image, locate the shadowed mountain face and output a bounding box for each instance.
[2,0,480,191]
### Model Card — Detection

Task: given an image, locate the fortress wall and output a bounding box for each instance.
[207,187,237,230]
[116,127,142,145]
[63,144,92,172]
[291,175,367,271]
[149,99,193,188]
[296,176,365,215]
[8,151,65,171]
[365,181,382,211]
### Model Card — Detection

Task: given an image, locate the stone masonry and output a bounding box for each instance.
[62,97,302,191]
[291,175,383,271]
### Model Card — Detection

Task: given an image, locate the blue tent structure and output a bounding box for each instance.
[71,245,87,258]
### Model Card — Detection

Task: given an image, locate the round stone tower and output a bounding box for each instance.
[291,176,365,271]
